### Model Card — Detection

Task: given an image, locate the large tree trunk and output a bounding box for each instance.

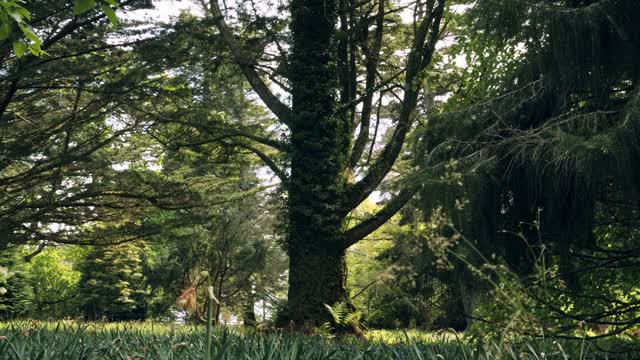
[287,244,348,324]
[286,0,349,325]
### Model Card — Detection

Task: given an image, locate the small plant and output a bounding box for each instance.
[323,301,365,336]
[176,271,219,360]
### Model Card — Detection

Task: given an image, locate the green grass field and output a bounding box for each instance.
[0,321,638,359]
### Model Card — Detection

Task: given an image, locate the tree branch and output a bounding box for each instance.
[24,243,47,262]
[348,0,385,169]
[342,0,445,212]
[0,78,19,119]
[342,185,419,249]
[133,109,290,152]
[232,142,289,185]
[209,0,293,126]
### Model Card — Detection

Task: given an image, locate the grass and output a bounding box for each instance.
[0,321,638,359]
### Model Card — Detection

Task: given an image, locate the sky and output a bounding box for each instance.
[123,0,202,22]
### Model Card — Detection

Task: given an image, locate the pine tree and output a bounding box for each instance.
[78,243,149,321]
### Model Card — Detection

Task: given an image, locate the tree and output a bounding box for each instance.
[1,1,243,264]
[78,242,149,321]
[415,0,640,336]
[28,246,83,318]
[145,166,286,324]
[1,1,270,319]
[202,0,448,325]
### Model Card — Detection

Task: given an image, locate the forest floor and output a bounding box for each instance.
[0,321,638,359]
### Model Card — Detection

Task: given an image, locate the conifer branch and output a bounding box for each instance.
[209,0,293,127]
[233,142,289,185]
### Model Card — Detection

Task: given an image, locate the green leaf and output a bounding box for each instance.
[13,41,27,58]
[22,27,41,45]
[28,44,44,56]
[100,4,118,28]
[15,7,31,21]
[0,22,10,40]
[73,0,97,15]
[10,12,23,22]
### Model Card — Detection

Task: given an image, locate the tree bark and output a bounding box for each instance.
[286,0,350,325]
[287,244,349,324]
[459,276,476,329]
[243,288,257,326]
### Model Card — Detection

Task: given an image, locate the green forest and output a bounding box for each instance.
[1,0,639,358]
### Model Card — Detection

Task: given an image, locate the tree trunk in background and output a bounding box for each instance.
[242,288,257,326]
[459,277,476,329]
[434,273,467,331]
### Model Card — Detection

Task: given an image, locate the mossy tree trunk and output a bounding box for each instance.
[286,0,350,325]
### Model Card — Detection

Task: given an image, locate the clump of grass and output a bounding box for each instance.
[0,321,637,359]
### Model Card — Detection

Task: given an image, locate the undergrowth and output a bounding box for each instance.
[0,321,638,359]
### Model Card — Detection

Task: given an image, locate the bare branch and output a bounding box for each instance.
[342,0,445,213]
[232,142,289,185]
[348,0,385,169]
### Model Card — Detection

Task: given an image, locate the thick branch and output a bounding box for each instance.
[338,0,352,110]
[134,109,290,152]
[209,0,293,126]
[0,78,18,119]
[342,185,419,248]
[24,243,47,262]
[226,128,289,152]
